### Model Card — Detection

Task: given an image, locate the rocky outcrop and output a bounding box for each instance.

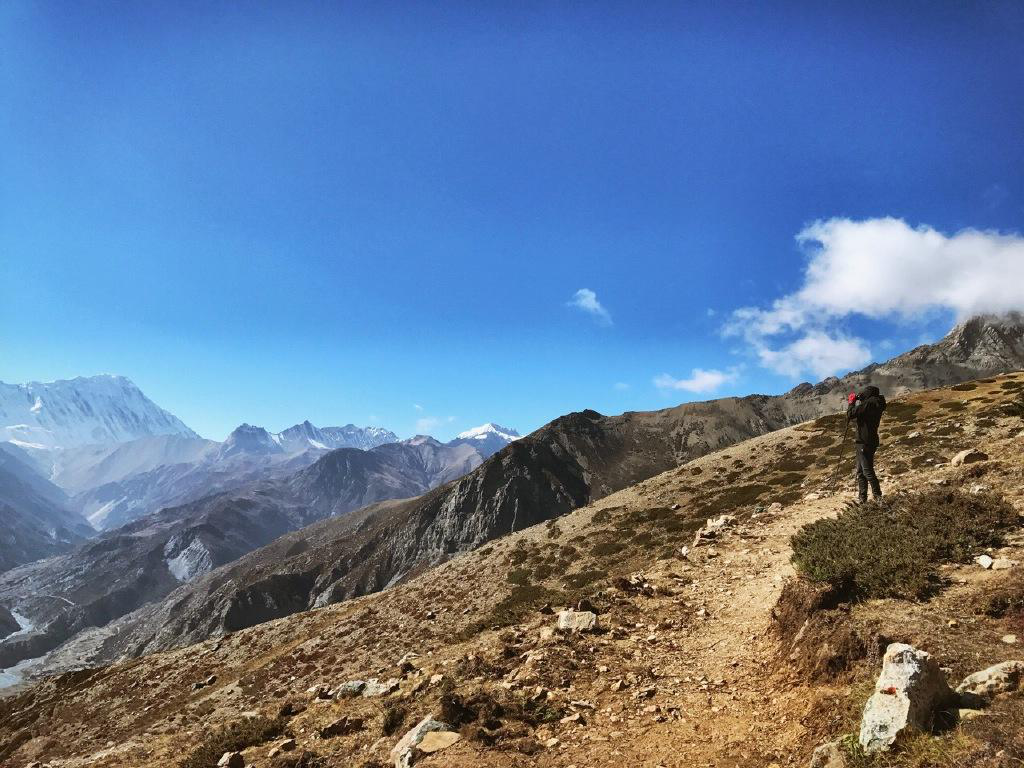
[858,644,955,753]
[0,606,19,639]
[956,660,1024,705]
[390,715,458,768]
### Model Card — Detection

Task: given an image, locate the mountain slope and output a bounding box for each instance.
[4,372,1022,767]
[0,432,513,668]
[0,445,93,573]
[9,314,1024,675]
[0,375,197,450]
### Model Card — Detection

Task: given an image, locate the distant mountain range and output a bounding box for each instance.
[60,420,402,531]
[1,314,1021,678]
[0,374,515,556]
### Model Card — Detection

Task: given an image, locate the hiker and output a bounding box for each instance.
[847,385,886,503]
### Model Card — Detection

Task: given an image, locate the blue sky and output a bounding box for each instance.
[2,2,1023,440]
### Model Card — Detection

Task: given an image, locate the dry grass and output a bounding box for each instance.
[180,715,288,768]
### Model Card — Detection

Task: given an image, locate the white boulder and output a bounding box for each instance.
[391,715,456,768]
[858,644,954,753]
[557,609,598,633]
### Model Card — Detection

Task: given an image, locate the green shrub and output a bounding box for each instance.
[181,716,288,768]
[773,456,814,472]
[381,702,407,736]
[791,489,1018,601]
[951,382,978,391]
[769,472,805,487]
[532,562,553,580]
[1002,392,1024,421]
[884,402,923,423]
[506,568,531,585]
[270,752,329,768]
[563,569,608,591]
[591,539,624,557]
[804,434,837,448]
[461,584,565,638]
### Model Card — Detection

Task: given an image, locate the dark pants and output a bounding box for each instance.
[855,443,882,502]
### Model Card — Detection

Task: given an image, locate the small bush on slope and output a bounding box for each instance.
[1003,391,1024,421]
[270,752,329,768]
[180,715,288,768]
[791,489,1018,601]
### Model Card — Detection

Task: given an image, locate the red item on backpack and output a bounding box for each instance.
[848,392,857,404]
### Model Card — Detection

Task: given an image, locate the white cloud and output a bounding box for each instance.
[726,217,1024,379]
[568,288,612,325]
[413,403,424,412]
[415,416,440,433]
[654,367,739,394]
[613,381,630,391]
[754,331,872,380]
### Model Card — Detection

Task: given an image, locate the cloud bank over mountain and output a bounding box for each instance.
[726,218,1024,379]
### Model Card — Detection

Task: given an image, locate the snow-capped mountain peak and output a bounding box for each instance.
[0,375,197,449]
[456,423,521,442]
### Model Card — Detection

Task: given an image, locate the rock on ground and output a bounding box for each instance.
[956,660,1024,706]
[858,643,955,753]
[417,730,461,753]
[810,739,847,768]
[557,609,598,633]
[952,449,988,467]
[320,715,364,738]
[390,715,453,768]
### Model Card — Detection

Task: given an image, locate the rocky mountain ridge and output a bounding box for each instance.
[7,314,1023,681]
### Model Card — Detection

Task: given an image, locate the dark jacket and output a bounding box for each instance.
[847,385,886,448]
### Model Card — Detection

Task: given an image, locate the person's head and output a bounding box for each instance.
[860,385,881,399]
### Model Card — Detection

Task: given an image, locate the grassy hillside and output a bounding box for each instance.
[2,372,1023,767]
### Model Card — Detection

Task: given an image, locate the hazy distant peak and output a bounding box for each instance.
[456,423,521,442]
